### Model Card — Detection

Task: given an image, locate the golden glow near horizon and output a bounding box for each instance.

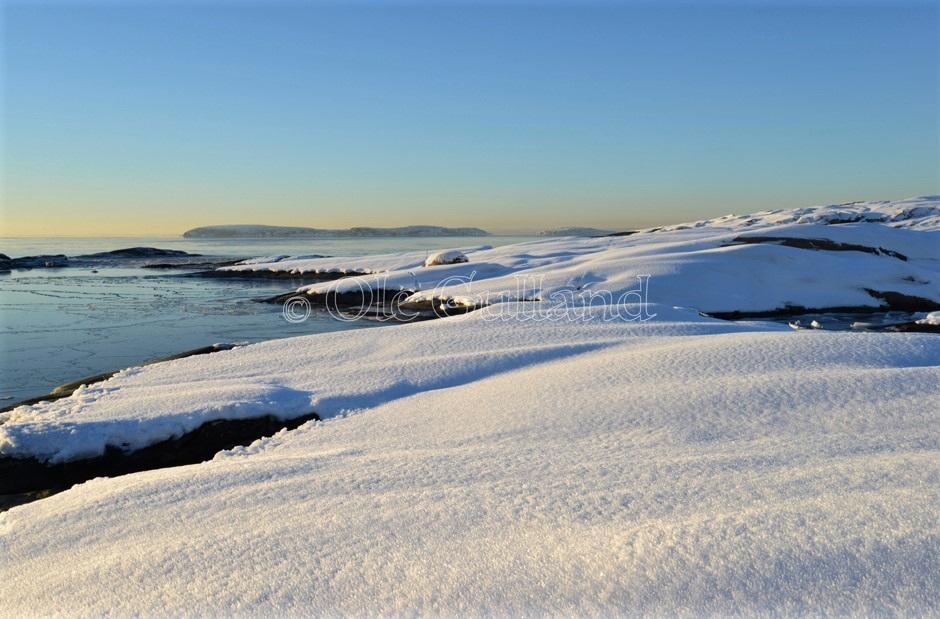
[4,184,937,237]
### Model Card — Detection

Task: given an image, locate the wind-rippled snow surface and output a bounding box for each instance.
[1,306,938,615]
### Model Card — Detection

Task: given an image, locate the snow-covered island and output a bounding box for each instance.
[182,224,489,238]
[1,197,938,615]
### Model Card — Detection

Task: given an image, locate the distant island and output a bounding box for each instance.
[183,225,489,239]
[537,226,616,237]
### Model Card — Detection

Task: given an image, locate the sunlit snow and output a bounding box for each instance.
[1,197,938,615]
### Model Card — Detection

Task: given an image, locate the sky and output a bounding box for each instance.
[1,0,938,236]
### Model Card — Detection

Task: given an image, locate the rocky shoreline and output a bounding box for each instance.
[0,341,321,511]
[0,253,69,269]
[0,247,244,272]
[0,412,320,511]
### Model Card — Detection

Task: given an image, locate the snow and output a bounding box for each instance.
[221,245,491,275]
[300,226,937,315]
[1,305,938,615]
[233,254,323,265]
[651,195,940,231]
[222,197,939,315]
[917,311,940,325]
[423,250,468,267]
[2,196,939,615]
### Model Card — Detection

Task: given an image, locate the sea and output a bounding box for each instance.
[0,235,538,403]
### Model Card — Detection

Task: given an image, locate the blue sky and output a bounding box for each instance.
[2,1,938,235]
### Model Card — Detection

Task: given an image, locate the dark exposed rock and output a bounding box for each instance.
[728,236,908,261]
[709,307,867,321]
[862,289,939,312]
[707,291,940,321]
[265,287,414,308]
[2,247,209,271]
[0,342,322,511]
[882,322,940,333]
[141,259,247,270]
[0,412,320,510]
[0,254,69,269]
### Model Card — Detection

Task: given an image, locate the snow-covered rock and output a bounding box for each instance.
[652,195,940,231]
[423,250,468,267]
[225,196,940,316]
[219,245,491,276]
[288,203,939,315]
[916,311,940,325]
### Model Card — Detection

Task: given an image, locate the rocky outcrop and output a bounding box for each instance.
[0,254,69,270]
[729,236,908,261]
[142,259,246,270]
[1,248,205,270]
[424,251,468,266]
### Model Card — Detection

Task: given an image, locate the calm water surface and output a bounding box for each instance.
[0,236,538,402]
